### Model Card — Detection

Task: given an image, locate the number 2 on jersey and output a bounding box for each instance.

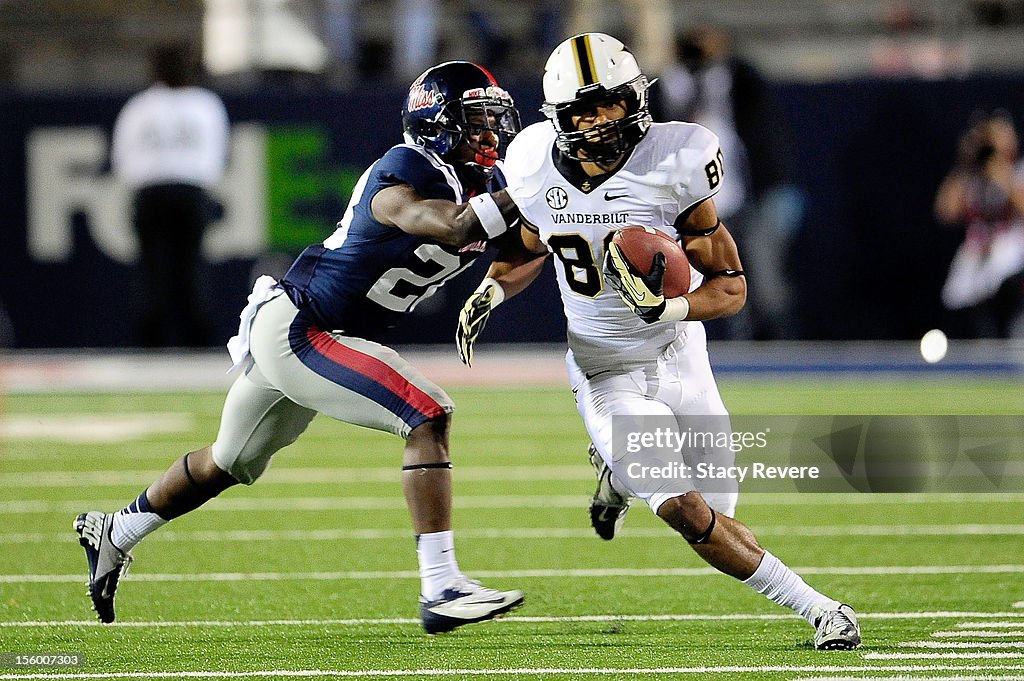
[366,244,471,312]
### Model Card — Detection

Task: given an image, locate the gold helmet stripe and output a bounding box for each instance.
[571,34,598,86]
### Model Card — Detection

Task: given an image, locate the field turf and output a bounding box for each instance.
[1,377,1022,680]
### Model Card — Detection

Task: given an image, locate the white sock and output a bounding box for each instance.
[743,551,840,625]
[110,491,168,551]
[416,530,461,601]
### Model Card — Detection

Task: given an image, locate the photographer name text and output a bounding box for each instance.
[626,462,820,483]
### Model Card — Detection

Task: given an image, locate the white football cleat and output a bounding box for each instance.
[419,577,524,634]
[811,603,862,650]
[588,444,632,540]
[74,511,133,623]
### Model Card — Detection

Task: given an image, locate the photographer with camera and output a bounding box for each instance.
[935,111,1024,338]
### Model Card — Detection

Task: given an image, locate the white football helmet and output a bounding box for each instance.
[541,33,653,163]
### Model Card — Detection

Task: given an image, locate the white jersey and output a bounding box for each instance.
[503,121,723,373]
[112,83,229,190]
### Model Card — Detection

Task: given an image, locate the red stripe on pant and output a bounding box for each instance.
[306,328,445,424]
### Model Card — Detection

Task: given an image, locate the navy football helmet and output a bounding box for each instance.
[402,61,521,169]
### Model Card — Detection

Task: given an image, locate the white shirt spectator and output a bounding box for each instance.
[112,83,229,190]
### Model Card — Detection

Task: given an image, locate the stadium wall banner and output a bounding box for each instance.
[1,78,1022,348]
[0,86,564,348]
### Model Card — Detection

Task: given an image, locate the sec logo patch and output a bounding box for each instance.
[545,187,569,210]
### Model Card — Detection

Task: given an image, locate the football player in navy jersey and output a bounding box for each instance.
[74,61,525,634]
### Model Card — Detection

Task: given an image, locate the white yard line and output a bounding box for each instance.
[0,414,193,444]
[5,565,1024,584]
[0,611,1022,628]
[864,653,1024,660]
[0,466,588,487]
[2,665,1024,680]
[0,497,586,514]
[798,671,1024,675]
[901,641,1024,649]
[934,631,1024,638]
[0,528,634,544]
[959,622,1024,629]
[6,524,1024,545]
[17,468,1024,492]
[3,493,1024,515]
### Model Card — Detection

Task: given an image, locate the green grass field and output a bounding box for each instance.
[1,377,1023,680]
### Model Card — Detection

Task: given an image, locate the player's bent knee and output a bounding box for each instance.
[210,442,270,486]
[182,447,241,493]
[408,414,451,444]
[657,492,715,543]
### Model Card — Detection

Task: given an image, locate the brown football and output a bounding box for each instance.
[610,226,691,298]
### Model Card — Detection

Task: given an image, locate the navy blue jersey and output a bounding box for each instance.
[281,144,505,340]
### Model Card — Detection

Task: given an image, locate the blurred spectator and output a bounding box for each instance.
[654,25,805,339]
[935,111,1024,338]
[111,43,230,347]
[324,0,359,86]
[394,0,440,82]
[870,1,970,79]
[567,0,673,74]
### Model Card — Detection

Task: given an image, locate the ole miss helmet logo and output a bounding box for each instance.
[407,84,440,112]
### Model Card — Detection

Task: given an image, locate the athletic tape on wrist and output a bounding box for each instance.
[660,296,690,322]
[477,277,505,307]
[469,193,509,239]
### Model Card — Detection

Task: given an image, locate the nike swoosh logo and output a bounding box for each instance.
[621,275,648,302]
[604,192,628,201]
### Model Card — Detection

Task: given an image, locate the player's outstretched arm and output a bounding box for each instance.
[487,221,549,297]
[371,184,519,247]
[677,199,747,320]
[456,224,548,366]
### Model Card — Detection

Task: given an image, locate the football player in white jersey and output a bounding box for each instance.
[456,33,861,650]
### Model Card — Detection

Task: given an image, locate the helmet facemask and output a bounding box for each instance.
[543,75,652,164]
[441,94,522,169]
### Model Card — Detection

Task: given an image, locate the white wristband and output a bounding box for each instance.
[469,194,509,239]
[660,296,690,322]
[476,277,505,307]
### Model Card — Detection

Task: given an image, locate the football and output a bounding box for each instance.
[610,226,691,298]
